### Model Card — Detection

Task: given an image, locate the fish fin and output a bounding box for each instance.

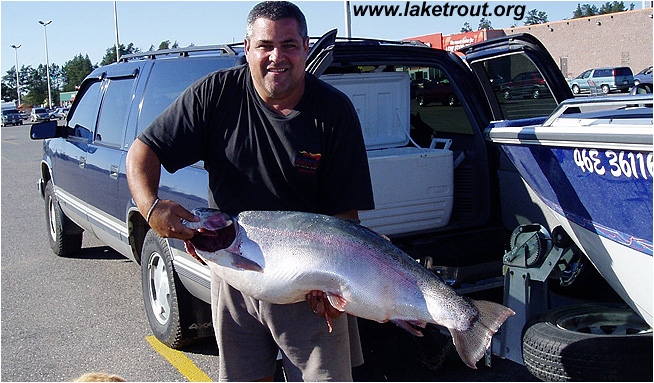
[326,293,347,312]
[392,320,424,337]
[325,313,333,333]
[227,251,264,273]
[449,299,515,369]
[184,240,207,266]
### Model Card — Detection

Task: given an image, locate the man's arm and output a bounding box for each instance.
[126,139,197,240]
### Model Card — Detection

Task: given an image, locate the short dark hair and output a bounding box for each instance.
[246,1,308,41]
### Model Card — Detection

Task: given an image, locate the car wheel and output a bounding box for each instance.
[44,181,83,256]
[571,84,580,95]
[522,303,653,381]
[601,84,610,94]
[141,230,213,348]
[502,89,511,100]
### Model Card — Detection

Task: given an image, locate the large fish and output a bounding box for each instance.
[183,208,514,368]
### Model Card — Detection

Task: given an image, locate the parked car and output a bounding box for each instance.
[634,65,653,86]
[30,108,50,122]
[569,66,634,95]
[30,33,651,380]
[412,78,459,107]
[51,107,70,120]
[499,71,549,100]
[1,108,22,126]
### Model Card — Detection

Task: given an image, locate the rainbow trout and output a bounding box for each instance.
[183,208,514,368]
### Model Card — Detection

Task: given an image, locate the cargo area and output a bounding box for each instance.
[323,72,454,236]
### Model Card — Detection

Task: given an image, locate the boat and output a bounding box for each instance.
[485,94,653,326]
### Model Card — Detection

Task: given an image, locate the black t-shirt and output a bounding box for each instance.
[140,65,375,216]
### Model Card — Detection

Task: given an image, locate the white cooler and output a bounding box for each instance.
[323,72,454,236]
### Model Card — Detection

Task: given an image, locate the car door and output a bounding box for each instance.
[52,77,103,228]
[84,65,141,250]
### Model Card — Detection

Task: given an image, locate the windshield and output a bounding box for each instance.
[2,109,19,115]
[35,108,46,113]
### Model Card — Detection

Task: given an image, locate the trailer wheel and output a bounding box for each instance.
[522,303,652,381]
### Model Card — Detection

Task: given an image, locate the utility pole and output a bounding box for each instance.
[10,44,22,106]
[114,1,121,62]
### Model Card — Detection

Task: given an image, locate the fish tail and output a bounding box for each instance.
[449,299,515,369]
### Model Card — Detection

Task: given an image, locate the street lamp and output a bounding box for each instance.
[10,44,22,106]
[38,20,53,108]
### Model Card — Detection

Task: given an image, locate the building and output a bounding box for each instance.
[406,8,653,80]
[504,7,652,79]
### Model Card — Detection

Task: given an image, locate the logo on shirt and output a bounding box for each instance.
[294,151,321,174]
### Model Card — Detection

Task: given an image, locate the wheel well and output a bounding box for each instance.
[128,209,149,264]
[40,162,52,197]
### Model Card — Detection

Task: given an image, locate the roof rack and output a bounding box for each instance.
[119,43,243,62]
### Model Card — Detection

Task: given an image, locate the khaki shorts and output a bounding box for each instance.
[211,273,363,381]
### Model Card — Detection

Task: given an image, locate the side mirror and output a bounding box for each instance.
[30,120,59,140]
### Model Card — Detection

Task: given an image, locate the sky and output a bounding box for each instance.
[0,0,641,76]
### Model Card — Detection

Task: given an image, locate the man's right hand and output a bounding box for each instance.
[147,199,198,240]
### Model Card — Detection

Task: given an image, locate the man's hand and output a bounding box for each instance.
[306,290,343,319]
[148,199,198,240]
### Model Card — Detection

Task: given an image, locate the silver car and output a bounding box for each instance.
[30,108,51,122]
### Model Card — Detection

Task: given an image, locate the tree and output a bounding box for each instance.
[524,9,549,25]
[22,64,49,106]
[460,22,473,33]
[100,43,139,66]
[599,1,635,13]
[573,3,599,17]
[2,66,19,101]
[157,40,180,50]
[62,54,95,92]
[573,2,634,18]
[478,17,493,30]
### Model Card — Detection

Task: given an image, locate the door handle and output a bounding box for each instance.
[110,165,119,180]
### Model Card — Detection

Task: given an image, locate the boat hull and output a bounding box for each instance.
[498,141,653,326]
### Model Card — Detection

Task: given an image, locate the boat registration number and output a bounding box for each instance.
[573,149,654,179]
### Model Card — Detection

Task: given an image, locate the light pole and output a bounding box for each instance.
[114,1,121,62]
[38,20,53,109]
[10,44,22,106]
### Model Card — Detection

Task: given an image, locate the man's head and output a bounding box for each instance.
[244,1,310,111]
[246,1,308,42]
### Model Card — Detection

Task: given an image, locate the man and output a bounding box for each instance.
[126,1,374,381]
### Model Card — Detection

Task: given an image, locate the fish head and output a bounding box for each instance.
[182,208,263,273]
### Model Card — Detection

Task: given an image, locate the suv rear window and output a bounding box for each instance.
[477,53,556,120]
[137,58,234,135]
[615,67,633,76]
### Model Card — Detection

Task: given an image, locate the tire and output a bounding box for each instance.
[522,303,653,381]
[141,230,213,348]
[532,88,541,99]
[572,85,580,95]
[44,181,83,256]
[601,84,610,94]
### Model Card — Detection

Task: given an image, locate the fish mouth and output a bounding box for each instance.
[185,208,237,252]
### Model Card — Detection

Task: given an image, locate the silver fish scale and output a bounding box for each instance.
[226,211,478,329]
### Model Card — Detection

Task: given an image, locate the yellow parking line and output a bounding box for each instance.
[145,336,213,382]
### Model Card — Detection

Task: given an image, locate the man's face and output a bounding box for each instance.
[245,17,309,105]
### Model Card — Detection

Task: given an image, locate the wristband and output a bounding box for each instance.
[146,198,160,223]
